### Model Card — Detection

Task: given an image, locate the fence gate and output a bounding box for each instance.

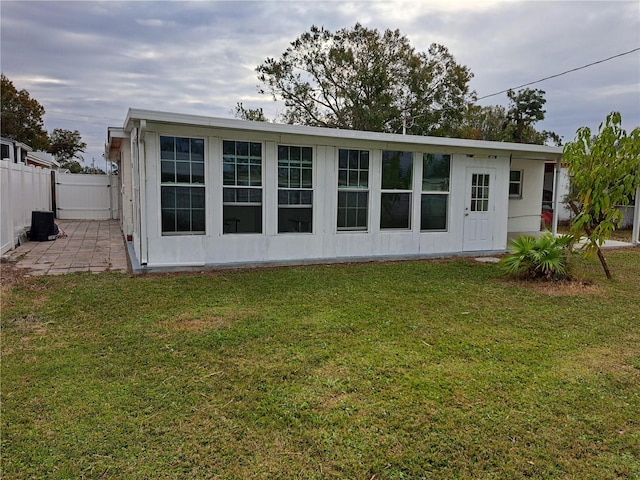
[55,172,119,220]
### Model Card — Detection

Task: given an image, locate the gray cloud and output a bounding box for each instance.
[2,0,638,168]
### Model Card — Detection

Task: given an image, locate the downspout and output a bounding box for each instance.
[551,156,561,237]
[138,120,148,265]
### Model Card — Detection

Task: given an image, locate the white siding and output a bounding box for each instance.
[507,158,545,234]
[136,124,514,267]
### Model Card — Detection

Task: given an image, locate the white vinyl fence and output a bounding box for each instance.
[1,161,52,254]
[55,172,119,220]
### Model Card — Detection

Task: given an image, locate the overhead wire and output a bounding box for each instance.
[477,47,640,100]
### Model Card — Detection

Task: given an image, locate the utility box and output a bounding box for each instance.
[30,211,56,241]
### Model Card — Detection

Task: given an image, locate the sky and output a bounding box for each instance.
[1,0,639,170]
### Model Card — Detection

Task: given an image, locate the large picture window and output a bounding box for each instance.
[160,136,205,234]
[278,145,313,233]
[421,153,450,231]
[223,140,262,234]
[381,150,413,229]
[337,149,369,231]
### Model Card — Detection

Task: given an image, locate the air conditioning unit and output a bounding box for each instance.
[30,211,57,241]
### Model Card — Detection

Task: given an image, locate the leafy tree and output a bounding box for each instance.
[64,160,83,173]
[456,104,510,141]
[456,88,561,145]
[49,128,87,170]
[563,112,640,279]
[81,166,105,175]
[0,74,50,150]
[232,102,268,122]
[506,88,547,143]
[256,23,474,136]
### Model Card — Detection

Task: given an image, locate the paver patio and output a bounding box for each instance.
[2,220,128,276]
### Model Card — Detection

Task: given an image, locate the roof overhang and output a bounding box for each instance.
[106,127,128,162]
[121,108,564,161]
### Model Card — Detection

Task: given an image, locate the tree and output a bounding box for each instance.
[232,102,267,122]
[0,74,50,150]
[456,104,510,141]
[563,112,640,279]
[456,88,561,145]
[506,88,547,143]
[81,165,105,175]
[49,128,87,170]
[256,24,474,136]
[64,160,83,173]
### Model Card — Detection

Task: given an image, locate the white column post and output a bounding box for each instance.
[551,157,561,237]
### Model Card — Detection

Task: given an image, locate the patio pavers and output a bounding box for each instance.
[2,220,129,276]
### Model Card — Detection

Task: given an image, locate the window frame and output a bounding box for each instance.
[277,144,313,234]
[159,135,206,236]
[421,153,451,232]
[337,148,370,232]
[380,150,413,230]
[222,140,263,234]
[509,169,523,198]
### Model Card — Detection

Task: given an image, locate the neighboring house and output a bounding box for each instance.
[26,151,60,170]
[106,108,564,269]
[1,136,32,164]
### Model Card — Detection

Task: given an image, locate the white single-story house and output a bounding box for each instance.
[106,109,566,269]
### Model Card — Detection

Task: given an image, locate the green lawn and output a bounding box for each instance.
[2,249,639,479]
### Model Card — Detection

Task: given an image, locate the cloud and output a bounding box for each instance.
[135,18,176,28]
[1,0,638,167]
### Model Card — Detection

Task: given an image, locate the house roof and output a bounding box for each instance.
[1,136,33,152]
[26,151,60,169]
[119,108,564,161]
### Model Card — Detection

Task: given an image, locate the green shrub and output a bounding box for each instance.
[501,232,574,280]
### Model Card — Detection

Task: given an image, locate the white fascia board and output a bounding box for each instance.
[123,108,563,161]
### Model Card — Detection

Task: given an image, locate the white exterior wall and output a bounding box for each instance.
[131,122,513,268]
[507,158,545,234]
[118,140,134,233]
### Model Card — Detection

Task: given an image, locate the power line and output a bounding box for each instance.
[477,47,640,100]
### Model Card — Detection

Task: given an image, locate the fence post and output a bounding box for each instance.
[51,170,57,218]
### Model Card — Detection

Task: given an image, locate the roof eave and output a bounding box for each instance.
[122,108,564,160]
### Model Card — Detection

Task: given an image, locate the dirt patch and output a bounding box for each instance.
[558,344,640,381]
[157,308,259,335]
[162,314,231,333]
[0,261,29,288]
[501,277,600,296]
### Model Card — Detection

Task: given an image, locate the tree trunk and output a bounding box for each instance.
[568,200,612,279]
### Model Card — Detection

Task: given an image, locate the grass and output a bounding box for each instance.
[555,225,637,243]
[2,249,639,479]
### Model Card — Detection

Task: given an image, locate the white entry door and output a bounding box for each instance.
[463,168,496,251]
